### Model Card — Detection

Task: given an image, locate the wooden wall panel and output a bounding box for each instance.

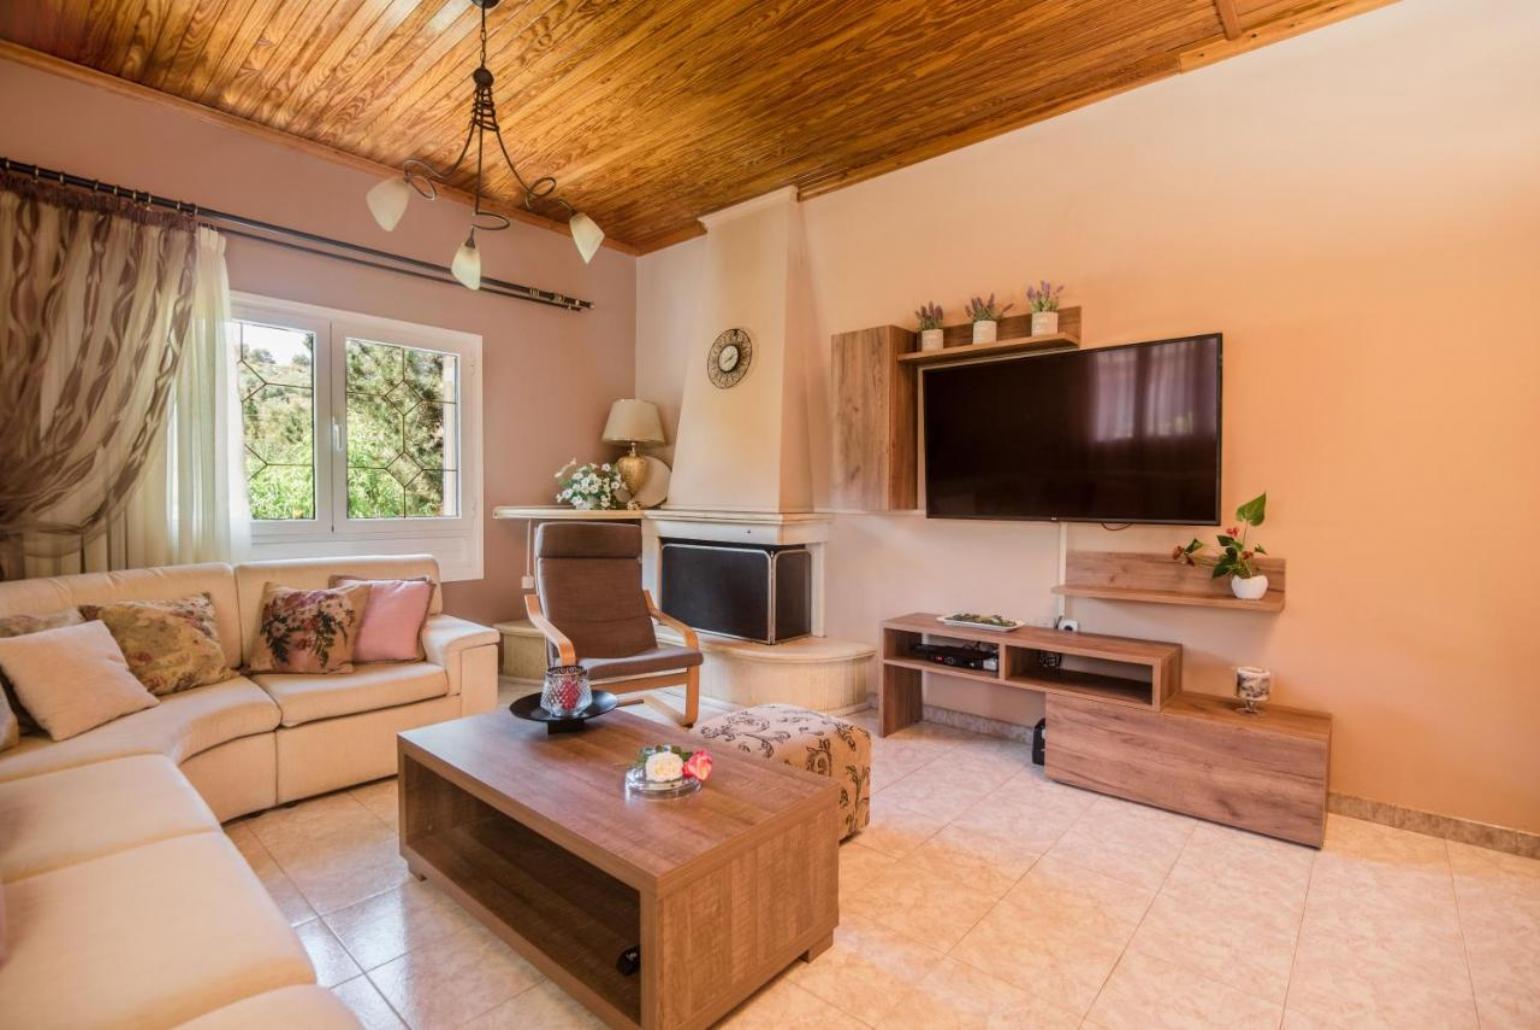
[830,325,917,512]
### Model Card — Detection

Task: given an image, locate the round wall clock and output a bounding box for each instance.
[707,328,753,389]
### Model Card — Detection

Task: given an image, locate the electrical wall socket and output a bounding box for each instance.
[521,575,534,590]
[1055,617,1080,633]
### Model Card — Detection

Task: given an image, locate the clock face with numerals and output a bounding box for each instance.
[707,328,753,389]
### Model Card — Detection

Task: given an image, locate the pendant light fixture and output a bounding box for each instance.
[364,0,604,288]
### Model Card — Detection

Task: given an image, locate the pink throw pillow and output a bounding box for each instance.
[330,576,433,663]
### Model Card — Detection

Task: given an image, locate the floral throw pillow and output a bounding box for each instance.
[0,609,85,735]
[247,582,372,675]
[78,594,232,696]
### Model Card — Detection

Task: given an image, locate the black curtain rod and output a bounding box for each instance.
[0,155,592,312]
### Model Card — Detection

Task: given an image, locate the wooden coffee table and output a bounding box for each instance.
[397,709,840,1030]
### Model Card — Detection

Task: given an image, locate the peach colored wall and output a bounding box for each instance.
[637,0,1540,832]
[0,56,636,627]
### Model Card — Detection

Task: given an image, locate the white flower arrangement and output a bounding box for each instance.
[554,459,632,510]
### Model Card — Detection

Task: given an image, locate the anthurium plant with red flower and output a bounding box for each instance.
[1174,492,1268,579]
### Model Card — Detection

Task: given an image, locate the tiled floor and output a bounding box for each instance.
[224,704,1540,1029]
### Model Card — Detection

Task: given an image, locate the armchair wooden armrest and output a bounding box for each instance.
[524,594,576,666]
[644,590,700,649]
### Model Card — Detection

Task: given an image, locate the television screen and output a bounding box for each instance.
[922,335,1221,524]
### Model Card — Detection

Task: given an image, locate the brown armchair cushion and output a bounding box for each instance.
[535,523,657,660]
[579,645,703,682]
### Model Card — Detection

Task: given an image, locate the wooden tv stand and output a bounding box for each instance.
[879,612,1331,846]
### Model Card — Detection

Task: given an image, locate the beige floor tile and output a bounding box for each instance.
[839,840,899,895]
[224,821,317,926]
[906,823,1039,899]
[949,893,1129,1016]
[351,777,401,827]
[1086,950,1283,1029]
[718,970,868,1029]
[1286,917,1478,1029]
[786,914,946,1022]
[1164,820,1316,912]
[947,787,1088,855]
[1040,796,1193,890]
[367,922,544,1030]
[332,975,407,1029]
[460,981,603,1028]
[1449,847,1540,1030]
[875,762,998,821]
[280,833,414,916]
[247,791,383,852]
[858,794,950,859]
[1126,885,1300,1003]
[846,858,999,950]
[323,878,479,971]
[296,917,364,987]
[872,955,1082,1029]
[1001,855,1156,937]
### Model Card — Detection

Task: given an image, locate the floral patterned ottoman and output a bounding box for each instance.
[693,703,871,839]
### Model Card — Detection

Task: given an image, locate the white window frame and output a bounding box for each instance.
[231,292,484,582]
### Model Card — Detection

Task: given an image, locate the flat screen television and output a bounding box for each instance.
[922,334,1221,524]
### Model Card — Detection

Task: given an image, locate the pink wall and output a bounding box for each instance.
[638,0,1540,832]
[0,56,636,627]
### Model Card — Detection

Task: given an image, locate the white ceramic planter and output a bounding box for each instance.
[1230,573,1269,600]
[1031,310,1060,336]
[972,320,998,344]
[920,328,944,352]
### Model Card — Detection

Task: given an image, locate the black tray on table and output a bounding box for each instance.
[509,690,618,734]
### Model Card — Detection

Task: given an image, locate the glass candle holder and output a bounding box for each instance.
[541,665,591,718]
[1235,666,1273,715]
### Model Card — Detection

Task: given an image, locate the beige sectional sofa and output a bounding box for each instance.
[0,555,501,1027]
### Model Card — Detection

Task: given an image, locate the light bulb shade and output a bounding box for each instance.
[569,211,604,264]
[366,176,411,231]
[451,237,481,290]
[602,399,665,446]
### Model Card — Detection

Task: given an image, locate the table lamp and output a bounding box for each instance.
[602,399,666,497]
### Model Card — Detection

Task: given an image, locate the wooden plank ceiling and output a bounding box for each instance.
[0,0,1391,252]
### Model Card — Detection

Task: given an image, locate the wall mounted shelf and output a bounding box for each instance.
[895,332,1079,366]
[1054,551,1286,612]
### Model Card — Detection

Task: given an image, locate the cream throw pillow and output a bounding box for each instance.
[0,620,158,741]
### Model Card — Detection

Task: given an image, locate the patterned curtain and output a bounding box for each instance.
[0,171,198,578]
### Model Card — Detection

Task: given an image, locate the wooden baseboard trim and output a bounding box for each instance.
[1328,793,1540,860]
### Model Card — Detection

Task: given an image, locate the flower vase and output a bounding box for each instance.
[1230,574,1269,600]
[1031,310,1059,336]
[920,328,944,352]
[972,320,998,344]
[541,665,591,717]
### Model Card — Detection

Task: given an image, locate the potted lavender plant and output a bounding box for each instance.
[1027,280,1064,336]
[915,302,945,352]
[965,294,1012,344]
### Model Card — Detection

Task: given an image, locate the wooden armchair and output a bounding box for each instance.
[524,522,702,726]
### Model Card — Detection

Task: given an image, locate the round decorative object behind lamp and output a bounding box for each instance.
[708,328,752,389]
[602,399,666,497]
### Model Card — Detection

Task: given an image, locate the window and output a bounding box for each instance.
[229,294,483,581]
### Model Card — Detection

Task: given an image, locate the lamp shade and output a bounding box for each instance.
[602,399,665,445]
[570,211,605,264]
[366,176,411,231]
[451,234,481,290]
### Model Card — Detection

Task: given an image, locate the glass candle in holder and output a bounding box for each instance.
[541,665,591,718]
[1235,666,1273,715]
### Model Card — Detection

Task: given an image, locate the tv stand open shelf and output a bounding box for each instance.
[879,613,1180,736]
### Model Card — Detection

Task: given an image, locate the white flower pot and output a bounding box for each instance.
[1230,574,1269,600]
[1031,310,1059,336]
[972,320,998,344]
[920,328,944,352]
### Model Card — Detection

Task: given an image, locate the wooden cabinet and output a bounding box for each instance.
[1046,692,1331,847]
[830,325,917,511]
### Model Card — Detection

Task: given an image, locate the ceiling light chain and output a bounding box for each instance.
[365,0,605,289]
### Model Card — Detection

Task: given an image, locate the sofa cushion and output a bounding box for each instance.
[421,615,500,697]
[0,832,313,1030]
[0,609,86,736]
[0,563,242,664]
[0,754,217,880]
[247,582,372,675]
[580,644,704,681]
[79,593,232,695]
[0,676,280,784]
[174,985,361,1029]
[234,556,442,664]
[0,620,159,740]
[254,661,449,727]
[331,576,433,663]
